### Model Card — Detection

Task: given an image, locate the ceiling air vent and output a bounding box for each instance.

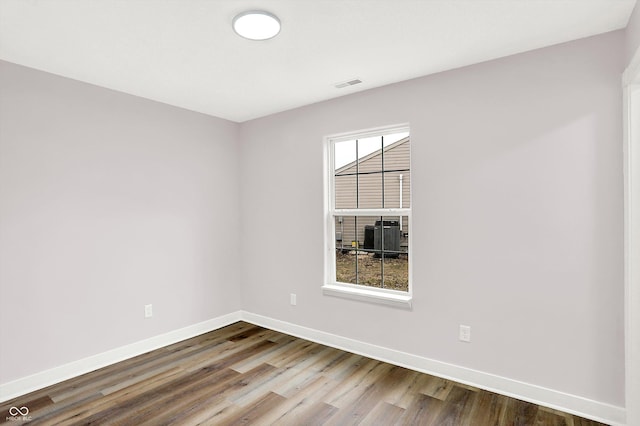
[334,79,362,89]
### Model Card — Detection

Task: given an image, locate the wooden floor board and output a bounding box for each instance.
[383,370,431,409]
[399,393,445,425]
[272,401,338,426]
[0,322,609,425]
[361,401,406,425]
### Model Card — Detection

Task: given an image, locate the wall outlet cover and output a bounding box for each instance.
[459,325,471,342]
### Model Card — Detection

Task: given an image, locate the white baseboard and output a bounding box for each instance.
[1,310,626,425]
[0,311,242,403]
[240,311,626,426]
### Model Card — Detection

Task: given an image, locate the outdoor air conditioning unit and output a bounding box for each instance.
[373,220,400,258]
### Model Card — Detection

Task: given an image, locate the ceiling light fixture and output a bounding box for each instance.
[232,10,281,41]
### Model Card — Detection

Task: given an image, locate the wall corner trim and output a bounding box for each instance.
[624,45,640,86]
[0,311,243,403]
[239,311,626,426]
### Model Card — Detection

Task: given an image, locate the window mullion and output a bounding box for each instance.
[356,139,359,209]
[332,209,410,216]
[380,136,385,288]
[355,216,359,284]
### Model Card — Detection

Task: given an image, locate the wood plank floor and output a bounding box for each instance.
[0,322,607,425]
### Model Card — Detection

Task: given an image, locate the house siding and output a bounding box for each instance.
[334,138,410,249]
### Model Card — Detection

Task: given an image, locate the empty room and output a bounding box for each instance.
[1,1,640,425]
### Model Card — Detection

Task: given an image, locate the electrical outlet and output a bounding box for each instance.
[290,293,297,306]
[459,325,471,342]
[144,304,153,318]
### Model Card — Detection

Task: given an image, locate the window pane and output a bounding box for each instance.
[383,171,410,208]
[335,216,358,285]
[357,136,383,170]
[355,215,382,288]
[357,172,383,209]
[382,134,409,208]
[334,174,357,209]
[334,139,357,209]
[381,256,408,291]
[335,215,355,251]
[334,215,409,291]
[335,216,381,288]
[382,136,410,172]
[384,132,409,162]
[357,136,383,173]
[380,215,409,292]
[334,139,357,170]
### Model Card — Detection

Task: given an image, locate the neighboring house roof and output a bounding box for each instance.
[335,137,410,175]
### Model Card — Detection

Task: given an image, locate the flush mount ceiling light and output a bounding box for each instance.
[232,10,281,41]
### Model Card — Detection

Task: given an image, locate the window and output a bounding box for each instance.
[324,126,411,308]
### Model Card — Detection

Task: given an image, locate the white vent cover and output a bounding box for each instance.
[334,79,363,89]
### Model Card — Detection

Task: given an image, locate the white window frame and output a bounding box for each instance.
[323,124,412,309]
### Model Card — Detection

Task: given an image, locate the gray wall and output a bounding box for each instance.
[239,31,625,405]
[626,2,640,64]
[0,61,242,384]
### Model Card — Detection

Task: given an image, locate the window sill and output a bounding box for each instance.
[322,284,412,309]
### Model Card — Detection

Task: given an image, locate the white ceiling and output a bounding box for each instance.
[0,0,636,123]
